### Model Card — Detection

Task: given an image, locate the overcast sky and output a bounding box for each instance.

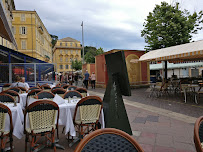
[15,0,203,51]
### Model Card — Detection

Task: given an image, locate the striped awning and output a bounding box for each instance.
[139,40,203,62]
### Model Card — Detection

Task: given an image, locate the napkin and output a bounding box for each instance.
[53,94,65,105]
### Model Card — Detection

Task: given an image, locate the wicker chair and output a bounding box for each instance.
[63,90,82,99]
[194,116,203,152]
[56,83,61,87]
[8,87,22,94]
[51,88,66,97]
[73,96,102,140]
[18,86,27,93]
[36,91,55,99]
[0,94,15,103]
[2,83,11,91]
[26,89,42,108]
[67,86,77,91]
[62,84,69,90]
[75,88,87,97]
[24,100,59,152]
[51,87,62,92]
[40,84,51,91]
[28,87,41,92]
[0,103,13,152]
[4,90,20,103]
[75,128,144,152]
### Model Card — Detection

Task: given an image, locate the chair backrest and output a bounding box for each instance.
[51,87,62,92]
[0,103,13,134]
[76,88,87,97]
[17,86,27,93]
[4,90,20,103]
[67,86,77,91]
[0,94,15,103]
[51,88,66,97]
[36,91,55,99]
[8,87,22,93]
[74,128,144,152]
[63,90,82,99]
[24,100,59,134]
[28,87,41,92]
[56,83,61,87]
[62,84,69,89]
[194,116,203,152]
[26,89,42,108]
[2,83,11,91]
[41,84,51,91]
[73,96,102,124]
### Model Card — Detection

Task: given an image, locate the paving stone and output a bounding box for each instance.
[139,144,153,152]
[176,150,195,152]
[154,146,175,152]
[146,115,159,122]
[133,117,147,124]
[156,134,174,147]
[173,142,195,151]
[132,130,141,137]
[173,135,193,144]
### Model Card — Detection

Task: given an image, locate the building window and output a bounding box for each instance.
[65,50,68,54]
[12,26,16,34]
[75,43,77,47]
[65,43,67,46]
[70,65,72,69]
[71,50,73,54]
[21,40,26,49]
[76,50,78,54]
[60,50,62,54]
[60,56,63,62]
[20,26,27,34]
[60,65,63,69]
[70,42,72,46]
[66,65,69,69]
[60,42,62,46]
[66,57,68,62]
[21,14,25,21]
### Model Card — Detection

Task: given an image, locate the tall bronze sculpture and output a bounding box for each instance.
[103,51,132,135]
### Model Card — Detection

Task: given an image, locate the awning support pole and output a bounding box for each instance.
[165,61,168,81]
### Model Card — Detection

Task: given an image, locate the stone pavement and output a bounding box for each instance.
[87,88,201,152]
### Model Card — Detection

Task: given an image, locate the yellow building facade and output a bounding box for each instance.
[53,37,82,73]
[12,10,52,62]
[0,0,17,49]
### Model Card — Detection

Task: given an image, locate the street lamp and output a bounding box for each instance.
[81,21,84,64]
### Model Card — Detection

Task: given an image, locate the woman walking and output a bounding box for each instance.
[91,72,96,89]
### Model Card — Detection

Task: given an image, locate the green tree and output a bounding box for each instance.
[50,34,58,48]
[72,59,82,71]
[84,47,104,63]
[141,2,203,50]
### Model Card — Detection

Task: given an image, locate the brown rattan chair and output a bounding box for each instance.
[36,91,55,99]
[62,84,69,89]
[28,87,41,93]
[194,116,203,152]
[0,103,13,152]
[73,96,102,140]
[51,88,66,97]
[63,90,82,99]
[51,87,63,92]
[67,86,77,91]
[55,83,61,87]
[25,89,42,108]
[75,128,144,152]
[75,88,87,97]
[0,94,15,103]
[40,84,51,91]
[24,100,59,152]
[4,90,20,103]
[8,87,22,94]
[2,83,11,91]
[17,86,27,93]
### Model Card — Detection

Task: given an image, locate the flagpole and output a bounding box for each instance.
[81,21,84,64]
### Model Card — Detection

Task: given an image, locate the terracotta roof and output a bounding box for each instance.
[59,37,80,42]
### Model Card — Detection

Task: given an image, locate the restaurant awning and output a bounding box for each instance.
[0,1,17,49]
[139,40,203,62]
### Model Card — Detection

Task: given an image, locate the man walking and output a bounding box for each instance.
[84,70,89,89]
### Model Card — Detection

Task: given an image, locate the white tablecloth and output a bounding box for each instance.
[4,103,24,139]
[19,93,27,109]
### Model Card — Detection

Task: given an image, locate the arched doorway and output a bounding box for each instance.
[126,54,141,85]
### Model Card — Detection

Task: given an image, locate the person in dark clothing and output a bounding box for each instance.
[74,73,79,86]
[84,70,89,89]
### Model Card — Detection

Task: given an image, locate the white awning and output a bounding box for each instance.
[139,40,203,62]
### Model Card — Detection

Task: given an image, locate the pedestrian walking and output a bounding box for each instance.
[91,72,96,89]
[84,70,89,89]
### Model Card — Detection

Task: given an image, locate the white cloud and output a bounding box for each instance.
[14,0,203,51]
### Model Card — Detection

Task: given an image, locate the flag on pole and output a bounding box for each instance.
[81,21,83,26]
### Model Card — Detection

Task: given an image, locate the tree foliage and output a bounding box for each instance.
[84,47,104,63]
[50,34,58,48]
[141,2,203,50]
[72,59,82,71]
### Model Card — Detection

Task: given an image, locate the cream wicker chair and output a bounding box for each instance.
[0,103,13,152]
[51,88,66,98]
[2,83,11,92]
[194,116,203,152]
[24,100,59,152]
[4,90,20,103]
[67,86,77,91]
[75,88,87,97]
[73,96,102,140]
[40,84,51,92]
[0,94,15,104]
[63,90,82,99]
[25,89,42,108]
[36,91,55,99]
